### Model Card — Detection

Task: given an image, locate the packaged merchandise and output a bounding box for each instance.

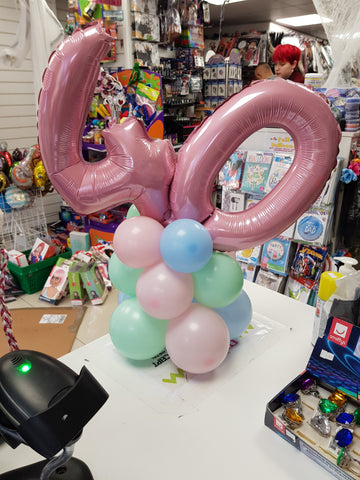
[218,149,247,189]
[7,249,28,267]
[261,237,293,276]
[266,316,360,480]
[236,245,262,265]
[68,261,88,306]
[255,269,285,292]
[241,150,273,194]
[28,238,57,264]
[294,206,334,246]
[39,260,72,305]
[80,262,108,305]
[221,189,245,212]
[264,154,293,194]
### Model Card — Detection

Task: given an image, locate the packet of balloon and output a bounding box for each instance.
[265,316,360,479]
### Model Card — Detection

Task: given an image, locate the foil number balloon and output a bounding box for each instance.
[38,23,341,251]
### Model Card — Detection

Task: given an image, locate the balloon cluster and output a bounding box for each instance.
[108,211,252,375]
[0,142,52,211]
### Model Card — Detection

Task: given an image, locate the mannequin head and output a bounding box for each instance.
[272,44,302,80]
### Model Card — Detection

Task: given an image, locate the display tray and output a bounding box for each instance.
[7,249,72,294]
[265,316,360,480]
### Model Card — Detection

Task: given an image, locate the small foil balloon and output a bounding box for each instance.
[160,219,213,273]
[0,154,10,177]
[166,303,230,374]
[5,185,31,209]
[113,216,164,269]
[0,172,9,193]
[11,146,36,189]
[33,160,49,192]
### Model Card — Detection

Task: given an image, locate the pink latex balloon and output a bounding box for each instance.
[171,78,341,251]
[37,23,176,223]
[165,304,230,374]
[136,261,194,319]
[113,216,163,269]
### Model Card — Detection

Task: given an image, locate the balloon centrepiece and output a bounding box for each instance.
[37,24,342,374]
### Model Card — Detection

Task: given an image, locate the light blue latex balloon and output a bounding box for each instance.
[110,297,168,360]
[213,290,252,339]
[160,219,213,273]
[118,290,132,304]
[126,204,140,218]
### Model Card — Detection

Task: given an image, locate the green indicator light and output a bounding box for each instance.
[18,362,32,374]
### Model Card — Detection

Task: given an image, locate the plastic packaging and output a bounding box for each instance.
[311,270,343,345]
[312,264,360,345]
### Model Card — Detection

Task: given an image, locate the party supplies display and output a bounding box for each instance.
[266,316,360,480]
[241,150,273,194]
[260,237,293,276]
[221,189,245,212]
[218,149,247,189]
[294,206,333,246]
[264,154,293,194]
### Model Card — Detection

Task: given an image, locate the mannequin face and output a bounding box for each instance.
[273,60,297,80]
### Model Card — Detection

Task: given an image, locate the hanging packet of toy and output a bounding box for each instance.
[166,0,182,43]
[289,243,327,289]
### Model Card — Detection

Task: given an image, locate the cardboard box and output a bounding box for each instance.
[7,249,28,267]
[80,262,108,305]
[28,238,56,264]
[265,316,360,479]
[68,261,87,306]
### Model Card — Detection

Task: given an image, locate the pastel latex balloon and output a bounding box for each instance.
[113,216,163,269]
[38,23,176,223]
[192,252,244,308]
[165,304,230,374]
[108,253,143,296]
[110,297,168,360]
[160,219,213,273]
[213,289,252,339]
[136,261,194,319]
[126,204,140,218]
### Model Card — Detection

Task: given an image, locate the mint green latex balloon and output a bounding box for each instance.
[108,253,143,295]
[192,252,243,308]
[110,297,168,360]
[126,204,140,218]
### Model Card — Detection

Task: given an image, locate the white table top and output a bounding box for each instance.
[0,281,333,479]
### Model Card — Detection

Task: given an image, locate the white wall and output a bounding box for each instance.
[0,0,68,224]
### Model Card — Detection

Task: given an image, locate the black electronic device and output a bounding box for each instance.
[0,350,109,479]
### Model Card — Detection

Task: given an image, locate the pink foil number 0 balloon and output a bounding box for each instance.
[38,23,341,252]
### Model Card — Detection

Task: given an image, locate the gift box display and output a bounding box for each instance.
[265,316,360,479]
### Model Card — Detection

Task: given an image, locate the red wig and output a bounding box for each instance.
[272,44,301,64]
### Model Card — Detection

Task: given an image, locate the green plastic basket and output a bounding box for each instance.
[7,249,72,295]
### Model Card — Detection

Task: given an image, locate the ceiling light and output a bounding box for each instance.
[207,0,248,5]
[276,14,332,27]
